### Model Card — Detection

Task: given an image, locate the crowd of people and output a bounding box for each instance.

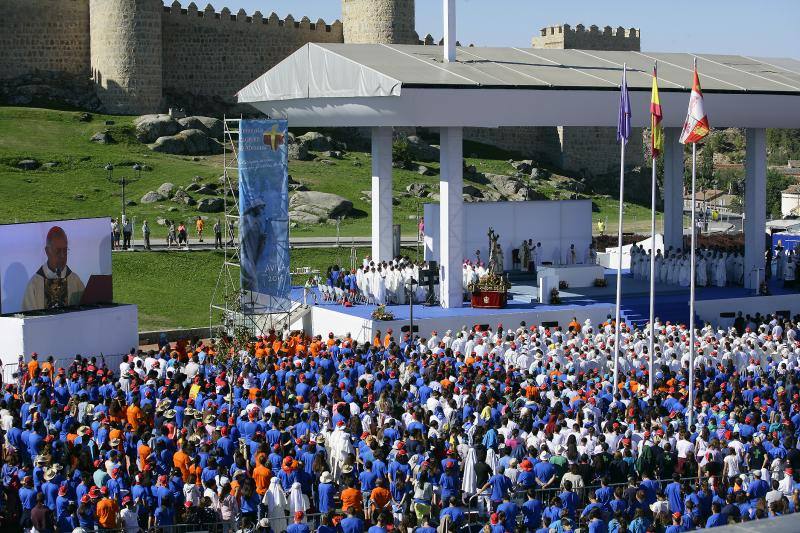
[630,245,799,289]
[319,259,431,306]
[2,311,800,533]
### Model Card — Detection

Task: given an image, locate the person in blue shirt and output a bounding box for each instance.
[587,508,608,533]
[522,489,544,531]
[559,480,580,520]
[359,461,378,493]
[287,511,311,533]
[318,471,337,514]
[664,511,686,533]
[534,456,557,489]
[480,469,513,508]
[665,474,685,514]
[340,507,365,533]
[439,497,466,529]
[706,502,728,528]
[497,494,520,532]
[747,471,770,501]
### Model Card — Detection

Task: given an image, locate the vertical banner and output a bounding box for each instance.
[238,119,290,311]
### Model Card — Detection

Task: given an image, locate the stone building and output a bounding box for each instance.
[464,23,645,176]
[0,1,642,176]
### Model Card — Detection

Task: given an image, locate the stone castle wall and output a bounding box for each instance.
[342,0,417,45]
[559,126,645,175]
[161,3,343,104]
[0,0,90,80]
[532,24,640,51]
[463,127,563,167]
[91,0,163,115]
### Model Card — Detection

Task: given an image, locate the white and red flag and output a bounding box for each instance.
[679,65,710,144]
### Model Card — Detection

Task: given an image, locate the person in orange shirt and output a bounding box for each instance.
[40,356,54,379]
[27,353,40,379]
[173,444,190,481]
[96,487,119,529]
[383,329,393,348]
[253,455,272,496]
[127,403,143,432]
[568,317,581,333]
[137,437,152,471]
[369,478,391,520]
[340,478,363,515]
[326,332,337,348]
[373,332,382,348]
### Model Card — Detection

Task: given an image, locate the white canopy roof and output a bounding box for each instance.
[238,43,800,128]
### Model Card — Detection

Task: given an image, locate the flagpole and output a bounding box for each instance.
[648,61,659,399]
[648,154,657,397]
[613,69,627,394]
[688,141,697,429]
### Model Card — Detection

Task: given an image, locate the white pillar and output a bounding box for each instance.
[439,127,464,308]
[443,0,456,63]
[663,127,684,252]
[744,128,767,289]
[371,127,393,262]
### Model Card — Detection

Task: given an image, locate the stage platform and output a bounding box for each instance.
[291,271,800,343]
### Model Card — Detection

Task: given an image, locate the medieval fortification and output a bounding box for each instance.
[0,0,642,175]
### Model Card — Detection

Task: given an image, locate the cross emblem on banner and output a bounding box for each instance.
[263,124,285,150]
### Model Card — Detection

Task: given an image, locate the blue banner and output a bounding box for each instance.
[238,119,290,310]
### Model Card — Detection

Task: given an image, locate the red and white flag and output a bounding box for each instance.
[679,66,710,144]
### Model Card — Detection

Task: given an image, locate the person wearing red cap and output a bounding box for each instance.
[287,510,310,533]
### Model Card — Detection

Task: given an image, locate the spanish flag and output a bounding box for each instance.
[650,64,664,158]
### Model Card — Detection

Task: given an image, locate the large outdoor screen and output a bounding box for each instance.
[0,218,113,314]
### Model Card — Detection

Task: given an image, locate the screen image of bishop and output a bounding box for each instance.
[22,226,85,311]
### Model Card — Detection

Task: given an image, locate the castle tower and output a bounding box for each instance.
[90,0,163,114]
[341,0,417,45]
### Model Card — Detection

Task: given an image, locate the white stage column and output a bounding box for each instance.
[744,128,767,289]
[663,127,684,252]
[371,127,393,262]
[439,127,464,309]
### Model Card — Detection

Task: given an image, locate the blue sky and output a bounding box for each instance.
[168,0,798,57]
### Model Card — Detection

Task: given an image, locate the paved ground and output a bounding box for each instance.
[112,235,422,252]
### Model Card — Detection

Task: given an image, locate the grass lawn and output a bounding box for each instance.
[113,246,422,331]
[0,106,661,241]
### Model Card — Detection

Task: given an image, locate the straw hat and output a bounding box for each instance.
[342,464,353,474]
[163,409,176,420]
[109,438,120,448]
[156,399,171,412]
[76,426,91,437]
[320,471,333,484]
[43,467,57,481]
[203,414,215,425]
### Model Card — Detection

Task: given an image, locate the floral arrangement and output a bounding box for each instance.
[371,305,395,321]
[559,280,570,290]
[468,272,512,294]
[593,278,608,287]
[550,287,561,304]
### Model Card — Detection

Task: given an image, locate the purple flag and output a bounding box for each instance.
[617,64,631,144]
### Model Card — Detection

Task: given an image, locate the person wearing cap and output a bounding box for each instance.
[120,495,140,533]
[287,510,311,533]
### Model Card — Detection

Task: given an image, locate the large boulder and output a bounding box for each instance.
[178,116,223,140]
[134,114,181,143]
[90,131,114,144]
[406,183,430,197]
[288,142,312,161]
[150,129,223,155]
[486,173,525,198]
[197,197,224,213]
[172,188,196,206]
[289,191,353,224]
[406,136,440,162]
[141,191,166,204]
[510,159,534,174]
[16,159,39,170]
[297,131,333,151]
[157,182,177,198]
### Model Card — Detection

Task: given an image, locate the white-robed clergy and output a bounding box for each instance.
[714,253,727,287]
[696,254,708,287]
[288,481,309,518]
[462,446,477,496]
[263,477,289,533]
[679,257,691,287]
[328,422,354,478]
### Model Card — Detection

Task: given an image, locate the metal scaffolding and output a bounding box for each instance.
[209,117,301,339]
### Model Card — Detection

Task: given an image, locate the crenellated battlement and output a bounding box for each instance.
[532,23,640,51]
[162,1,342,33]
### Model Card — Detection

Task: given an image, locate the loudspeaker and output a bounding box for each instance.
[541,321,559,328]
[401,325,420,333]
